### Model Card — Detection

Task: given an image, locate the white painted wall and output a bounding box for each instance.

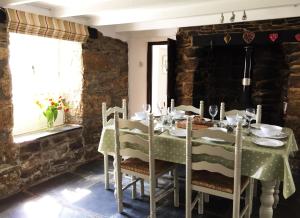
[127,29,177,116]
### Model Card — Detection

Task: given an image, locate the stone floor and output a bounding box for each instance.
[0,159,299,218]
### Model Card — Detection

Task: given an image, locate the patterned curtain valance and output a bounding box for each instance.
[6,8,89,43]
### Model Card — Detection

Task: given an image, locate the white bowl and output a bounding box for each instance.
[226,115,236,125]
[260,124,282,136]
[172,110,185,119]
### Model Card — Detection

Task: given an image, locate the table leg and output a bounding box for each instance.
[259,180,276,218]
[273,180,280,209]
[104,152,109,190]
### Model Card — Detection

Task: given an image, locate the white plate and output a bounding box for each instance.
[252,138,284,147]
[201,136,226,143]
[251,129,288,139]
[250,123,262,129]
[208,127,227,132]
[169,129,186,137]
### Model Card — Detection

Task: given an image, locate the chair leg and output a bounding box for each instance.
[104,153,109,190]
[131,176,137,199]
[198,192,204,214]
[204,193,209,203]
[173,168,179,207]
[140,179,145,197]
[115,167,123,213]
[245,178,254,218]
[150,177,156,218]
[186,180,191,218]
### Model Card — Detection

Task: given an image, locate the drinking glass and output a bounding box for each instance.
[209,105,218,122]
[167,107,176,130]
[142,104,151,113]
[157,101,166,115]
[245,108,256,130]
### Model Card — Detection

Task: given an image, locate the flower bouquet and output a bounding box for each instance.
[36,96,69,129]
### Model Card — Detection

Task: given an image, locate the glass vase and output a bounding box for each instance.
[47,120,54,130]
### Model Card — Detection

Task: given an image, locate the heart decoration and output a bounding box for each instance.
[295,33,300,42]
[224,33,231,44]
[243,31,255,44]
[269,33,278,42]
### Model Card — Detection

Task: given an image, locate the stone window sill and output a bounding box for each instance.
[13,124,82,144]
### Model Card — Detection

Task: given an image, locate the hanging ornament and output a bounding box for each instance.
[295,33,300,42]
[243,31,255,44]
[269,33,278,42]
[224,33,231,44]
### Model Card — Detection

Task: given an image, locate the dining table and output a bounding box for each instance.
[98,120,298,218]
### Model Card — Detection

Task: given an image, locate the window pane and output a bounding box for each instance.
[9,33,83,135]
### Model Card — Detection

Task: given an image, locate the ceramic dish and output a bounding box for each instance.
[251,129,288,139]
[252,138,284,147]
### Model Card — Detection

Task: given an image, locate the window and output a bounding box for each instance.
[9,33,83,135]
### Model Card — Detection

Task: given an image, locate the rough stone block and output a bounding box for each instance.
[69,139,83,150]
[20,141,41,153]
[0,164,21,199]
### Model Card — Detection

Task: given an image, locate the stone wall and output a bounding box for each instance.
[81,31,128,160]
[176,17,300,173]
[0,17,128,199]
[18,127,84,187]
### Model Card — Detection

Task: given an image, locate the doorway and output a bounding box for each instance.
[147,39,177,114]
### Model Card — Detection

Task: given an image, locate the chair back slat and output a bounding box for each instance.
[120,134,148,148]
[120,148,149,162]
[192,144,234,160]
[114,112,154,164]
[119,119,149,133]
[102,99,127,127]
[172,99,204,117]
[175,105,200,115]
[106,119,114,126]
[186,115,243,190]
[192,161,234,177]
[192,129,235,144]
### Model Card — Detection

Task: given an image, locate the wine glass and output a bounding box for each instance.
[245,108,256,130]
[142,104,151,113]
[167,107,176,130]
[209,105,218,122]
[157,101,166,115]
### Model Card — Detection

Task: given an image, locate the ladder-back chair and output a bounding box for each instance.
[185,118,254,218]
[102,99,127,190]
[114,112,179,218]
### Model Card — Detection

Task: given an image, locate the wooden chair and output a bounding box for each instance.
[185,117,254,218]
[114,112,179,218]
[102,99,127,190]
[173,99,204,117]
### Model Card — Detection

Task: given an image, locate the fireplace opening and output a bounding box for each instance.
[193,44,289,125]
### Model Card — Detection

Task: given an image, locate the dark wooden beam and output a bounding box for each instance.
[87,26,98,39]
[193,29,300,47]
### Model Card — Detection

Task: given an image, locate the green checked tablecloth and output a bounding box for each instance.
[98,126,298,199]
